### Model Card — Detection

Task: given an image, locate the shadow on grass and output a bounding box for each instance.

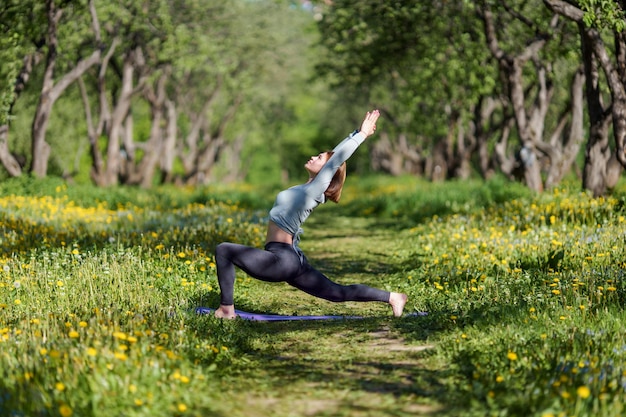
[191,316,450,416]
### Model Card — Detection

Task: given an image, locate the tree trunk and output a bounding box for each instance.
[0,50,44,176]
[479,6,549,192]
[80,36,119,186]
[580,23,622,196]
[125,72,168,188]
[0,125,23,176]
[544,67,585,188]
[544,0,626,195]
[31,0,101,177]
[472,96,502,179]
[102,52,136,186]
[371,132,424,176]
[160,99,177,184]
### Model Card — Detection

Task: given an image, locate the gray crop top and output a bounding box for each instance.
[268,130,366,240]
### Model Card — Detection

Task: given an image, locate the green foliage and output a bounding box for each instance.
[580,0,626,31]
[316,0,497,138]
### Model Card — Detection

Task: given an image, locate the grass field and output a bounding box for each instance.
[0,175,625,417]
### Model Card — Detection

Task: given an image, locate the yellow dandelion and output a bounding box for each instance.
[68,330,79,339]
[114,352,128,361]
[496,375,504,383]
[507,351,518,361]
[577,385,591,399]
[134,399,144,406]
[113,331,127,340]
[79,321,88,328]
[177,252,186,258]
[59,404,73,417]
[177,403,187,412]
[55,382,66,391]
[86,347,97,357]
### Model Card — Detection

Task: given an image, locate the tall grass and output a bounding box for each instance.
[0,175,625,416]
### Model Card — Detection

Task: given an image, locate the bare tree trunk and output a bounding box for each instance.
[122,71,168,188]
[160,99,177,184]
[371,132,424,176]
[0,50,44,176]
[472,96,502,179]
[31,0,101,177]
[479,6,550,192]
[581,24,622,196]
[102,51,137,186]
[544,0,626,195]
[182,94,242,184]
[493,117,517,177]
[0,125,22,176]
[79,38,119,186]
[544,67,585,188]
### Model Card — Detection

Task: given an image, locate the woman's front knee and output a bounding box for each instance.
[215,242,232,259]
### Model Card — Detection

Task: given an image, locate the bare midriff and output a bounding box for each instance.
[266,221,293,245]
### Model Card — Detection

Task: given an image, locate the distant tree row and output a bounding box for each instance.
[0,0,314,187]
[1,0,624,196]
[317,0,625,196]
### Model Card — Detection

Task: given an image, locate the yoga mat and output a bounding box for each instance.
[195,307,427,321]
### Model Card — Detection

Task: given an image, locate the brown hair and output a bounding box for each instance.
[323,151,347,203]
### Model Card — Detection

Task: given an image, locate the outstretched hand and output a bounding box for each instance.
[359,110,380,138]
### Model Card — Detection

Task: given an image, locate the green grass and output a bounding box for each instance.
[0,176,625,416]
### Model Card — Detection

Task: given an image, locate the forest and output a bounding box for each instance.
[1,0,625,196]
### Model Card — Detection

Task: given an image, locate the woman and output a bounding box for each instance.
[213,110,408,319]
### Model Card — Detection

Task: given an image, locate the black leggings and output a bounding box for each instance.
[215,241,390,306]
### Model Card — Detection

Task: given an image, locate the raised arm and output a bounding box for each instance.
[332,110,380,152]
[310,110,380,194]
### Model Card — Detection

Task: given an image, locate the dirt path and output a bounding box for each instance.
[213,216,443,417]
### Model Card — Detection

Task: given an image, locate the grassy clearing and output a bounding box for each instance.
[0,176,625,417]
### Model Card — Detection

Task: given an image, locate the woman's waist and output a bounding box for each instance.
[266,221,294,244]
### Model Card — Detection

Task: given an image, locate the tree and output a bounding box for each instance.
[0,0,46,176]
[476,0,586,192]
[316,1,498,180]
[543,0,625,196]
[316,0,585,192]
[29,0,104,178]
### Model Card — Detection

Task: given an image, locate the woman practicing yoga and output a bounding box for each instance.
[213,110,408,319]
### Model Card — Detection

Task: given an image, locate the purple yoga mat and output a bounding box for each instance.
[195,307,427,321]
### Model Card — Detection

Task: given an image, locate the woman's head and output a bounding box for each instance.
[304,151,346,203]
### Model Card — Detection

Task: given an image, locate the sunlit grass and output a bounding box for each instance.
[0,176,624,416]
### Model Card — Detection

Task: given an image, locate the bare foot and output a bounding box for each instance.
[214,305,237,319]
[389,292,408,317]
